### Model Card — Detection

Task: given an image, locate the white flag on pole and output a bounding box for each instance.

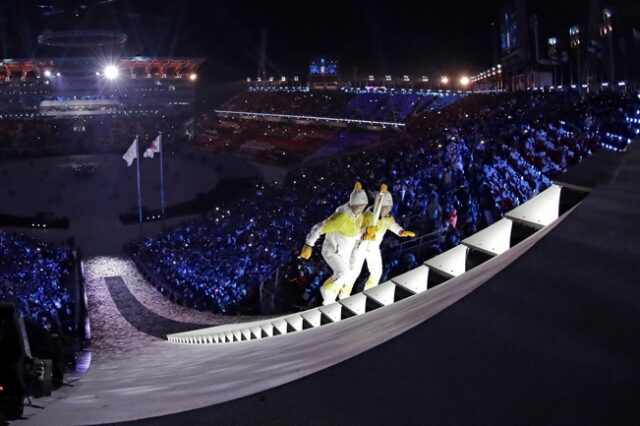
[122,136,138,167]
[143,134,162,159]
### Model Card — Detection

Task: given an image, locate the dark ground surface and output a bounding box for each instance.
[104,276,209,339]
[555,148,628,189]
[112,146,640,426]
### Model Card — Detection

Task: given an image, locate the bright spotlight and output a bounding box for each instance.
[104,65,119,80]
[189,73,198,81]
[459,76,470,86]
[43,70,52,78]
[440,76,449,85]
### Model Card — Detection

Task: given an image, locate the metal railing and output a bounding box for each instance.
[257,226,446,314]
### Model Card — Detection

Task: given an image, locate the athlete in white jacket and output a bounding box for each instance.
[348,187,416,293]
[300,183,368,305]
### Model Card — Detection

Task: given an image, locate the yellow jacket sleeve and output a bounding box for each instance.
[361,211,374,229]
[321,212,349,234]
[306,212,348,246]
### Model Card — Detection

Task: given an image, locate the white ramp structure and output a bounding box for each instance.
[24,184,578,426]
[167,185,573,347]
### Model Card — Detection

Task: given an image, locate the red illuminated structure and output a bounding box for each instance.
[0,58,202,82]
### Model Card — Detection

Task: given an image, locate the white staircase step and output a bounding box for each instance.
[272,319,288,335]
[339,293,368,315]
[363,281,396,306]
[506,184,561,228]
[285,315,304,332]
[424,244,468,278]
[462,218,513,256]
[301,309,322,328]
[260,323,274,337]
[392,265,429,294]
[319,303,343,323]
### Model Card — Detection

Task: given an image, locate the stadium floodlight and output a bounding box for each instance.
[421,76,429,82]
[294,76,299,82]
[281,76,286,82]
[403,75,410,82]
[189,73,197,81]
[368,75,375,81]
[440,75,449,85]
[459,76,470,86]
[268,76,274,82]
[246,77,251,82]
[385,75,392,81]
[104,64,119,80]
[43,70,52,78]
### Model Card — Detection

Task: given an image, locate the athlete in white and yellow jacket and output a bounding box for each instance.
[300,183,368,305]
[348,186,416,293]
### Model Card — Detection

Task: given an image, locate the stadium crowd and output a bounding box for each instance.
[0,231,73,323]
[131,90,640,313]
[195,117,342,163]
[195,91,465,165]
[0,231,81,384]
[223,90,449,121]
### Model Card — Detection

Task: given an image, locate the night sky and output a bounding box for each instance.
[0,0,637,82]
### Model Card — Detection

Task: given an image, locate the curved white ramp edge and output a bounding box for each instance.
[167,185,569,346]
[24,209,568,426]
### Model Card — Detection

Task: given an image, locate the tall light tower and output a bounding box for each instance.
[570,25,582,87]
[600,8,615,85]
[530,15,540,63]
[548,37,558,86]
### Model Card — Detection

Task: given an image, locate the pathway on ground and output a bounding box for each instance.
[104,276,208,338]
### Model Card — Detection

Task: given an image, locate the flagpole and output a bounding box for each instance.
[159,132,165,217]
[135,135,143,225]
